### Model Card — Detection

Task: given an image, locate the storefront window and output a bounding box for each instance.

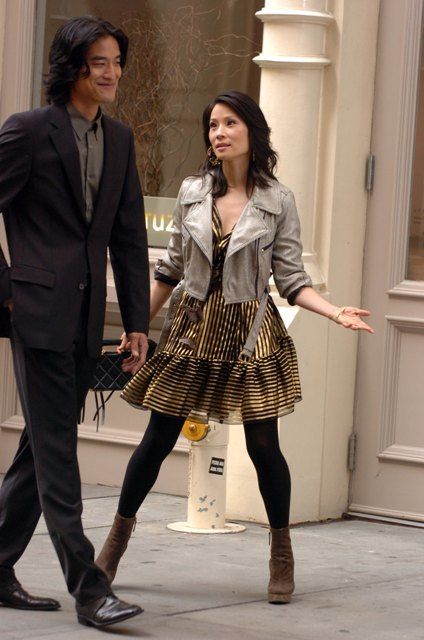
[407,37,424,280]
[33,0,263,247]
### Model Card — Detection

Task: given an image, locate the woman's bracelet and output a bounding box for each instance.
[330,306,347,322]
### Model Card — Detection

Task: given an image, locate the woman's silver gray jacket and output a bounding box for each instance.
[155,174,312,306]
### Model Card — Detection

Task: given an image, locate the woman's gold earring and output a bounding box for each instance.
[252,150,256,163]
[207,146,221,166]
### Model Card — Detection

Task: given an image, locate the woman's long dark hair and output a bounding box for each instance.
[200,90,278,197]
[45,15,128,105]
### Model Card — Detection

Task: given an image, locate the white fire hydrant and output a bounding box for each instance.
[167,416,245,534]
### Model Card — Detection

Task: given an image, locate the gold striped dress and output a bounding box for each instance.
[122,206,302,423]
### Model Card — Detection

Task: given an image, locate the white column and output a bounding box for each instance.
[226,2,335,525]
[254,0,334,283]
[226,0,380,525]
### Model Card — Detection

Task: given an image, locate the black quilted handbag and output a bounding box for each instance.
[86,338,156,428]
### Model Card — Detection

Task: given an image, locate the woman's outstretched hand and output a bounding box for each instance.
[331,307,374,333]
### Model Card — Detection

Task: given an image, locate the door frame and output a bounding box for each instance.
[349,0,424,521]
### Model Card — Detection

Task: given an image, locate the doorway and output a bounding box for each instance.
[350,0,424,523]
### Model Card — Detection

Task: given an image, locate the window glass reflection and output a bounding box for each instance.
[35,1,263,247]
[407,38,424,281]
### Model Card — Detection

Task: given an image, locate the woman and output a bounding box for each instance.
[96,91,373,604]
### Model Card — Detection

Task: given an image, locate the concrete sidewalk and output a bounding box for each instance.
[1,482,423,639]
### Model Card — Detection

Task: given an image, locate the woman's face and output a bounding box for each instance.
[208,103,250,163]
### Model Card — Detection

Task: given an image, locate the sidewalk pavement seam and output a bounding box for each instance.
[159,572,424,618]
[164,598,265,616]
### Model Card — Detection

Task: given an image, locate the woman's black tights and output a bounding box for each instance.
[244,417,291,529]
[118,411,291,529]
[118,411,184,518]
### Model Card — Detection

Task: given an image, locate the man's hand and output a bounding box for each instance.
[118,332,148,375]
[4,299,13,312]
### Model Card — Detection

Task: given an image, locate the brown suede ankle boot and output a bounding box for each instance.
[95,513,136,584]
[268,526,295,604]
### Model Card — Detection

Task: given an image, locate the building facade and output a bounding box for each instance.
[1,0,423,525]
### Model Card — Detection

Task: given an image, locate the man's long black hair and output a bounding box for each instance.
[44,15,128,105]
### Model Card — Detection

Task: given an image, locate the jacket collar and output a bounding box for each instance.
[90,114,120,230]
[182,174,274,263]
[66,102,102,140]
[181,173,282,215]
[251,179,282,215]
[48,104,86,220]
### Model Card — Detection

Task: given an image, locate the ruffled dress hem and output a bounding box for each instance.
[121,334,302,424]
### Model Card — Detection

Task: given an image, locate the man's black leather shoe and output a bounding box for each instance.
[0,569,60,610]
[76,593,143,627]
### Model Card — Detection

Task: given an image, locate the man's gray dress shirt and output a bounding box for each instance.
[66,103,104,224]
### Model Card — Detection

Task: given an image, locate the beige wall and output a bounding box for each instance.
[0,0,13,431]
[0,0,381,525]
[0,1,6,88]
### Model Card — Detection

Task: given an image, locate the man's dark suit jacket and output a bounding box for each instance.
[0,104,149,357]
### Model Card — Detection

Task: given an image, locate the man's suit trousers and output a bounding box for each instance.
[0,300,111,604]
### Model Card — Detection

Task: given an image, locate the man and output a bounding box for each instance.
[0,16,149,627]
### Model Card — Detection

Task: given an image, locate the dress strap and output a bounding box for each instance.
[239,286,270,361]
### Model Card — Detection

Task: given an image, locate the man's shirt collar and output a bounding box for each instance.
[66,103,102,140]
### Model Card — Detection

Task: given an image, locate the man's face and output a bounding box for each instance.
[71,35,122,106]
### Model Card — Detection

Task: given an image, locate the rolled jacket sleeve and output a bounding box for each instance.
[272,190,312,301]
